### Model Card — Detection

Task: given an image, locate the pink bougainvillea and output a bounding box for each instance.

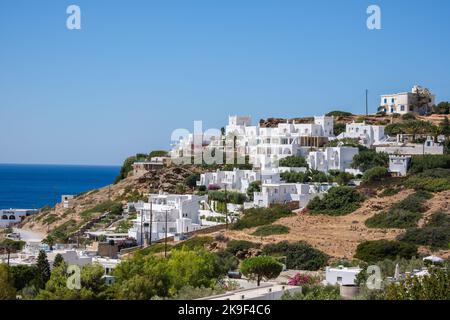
[288,273,316,286]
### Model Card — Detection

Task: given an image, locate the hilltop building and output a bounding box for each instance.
[380,85,435,115]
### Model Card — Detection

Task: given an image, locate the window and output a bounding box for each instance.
[400,105,405,111]
[337,277,342,283]
[9,215,15,220]
[384,98,387,104]
[391,108,394,113]
[391,98,395,103]
[1,215,8,220]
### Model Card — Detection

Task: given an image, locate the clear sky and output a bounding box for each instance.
[1,0,449,165]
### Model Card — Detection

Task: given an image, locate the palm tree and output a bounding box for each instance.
[42,235,55,251]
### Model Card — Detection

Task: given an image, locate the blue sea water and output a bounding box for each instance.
[0,164,120,209]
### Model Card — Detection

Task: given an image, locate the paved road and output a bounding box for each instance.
[13,228,45,243]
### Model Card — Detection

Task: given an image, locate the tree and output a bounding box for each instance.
[42,236,55,251]
[279,156,308,168]
[240,256,283,286]
[185,173,200,190]
[440,117,450,137]
[362,166,389,184]
[53,254,65,268]
[354,240,418,263]
[307,186,365,216]
[334,172,354,186]
[385,268,450,300]
[35,250,51,289]
[351,150,389,172]
[9,265,37,291]
[0,264,16,300]
[246,181,261,201]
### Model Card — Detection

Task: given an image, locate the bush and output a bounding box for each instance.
[326,111,353,117]
[365,210,422,229]
[282,284,341,300]
[307,186,365,216]
[379,187,400,197]
[80,201,123,220]
[173,236,214,250]
[354,240,418,263]
[226,240,260,255]
[208,190,247,204]
[251,225,290,237]
[280,171,310,183]
[365,191,432,229]
[409,155,450,174]
[397,211,450,249]
[232,205,294,230]
[405,168,450,192]
[351,150,389,172]
[362,166,389,184]
[262,241,329,271]
[279,156,308,168]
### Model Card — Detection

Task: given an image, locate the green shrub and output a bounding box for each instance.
[251,225,290,237]
[282,284,341,300]
[280,171,311,183]
[391,190,432,213]
[326,111,353,117]
[226,240,260,255]
[365,210,422,229]
[405,168,450,192]
[232,205,294,230]
[354,240,418,263]
[362,166,389,184]
[409,155,450,174]
[397,211,450,249]
[351,150,389,172]
[80,201,123,220]
[379,187,400,197]
[262,241,329,271]
[365,191,432,229]
[307,186,365,216]
[208,190,247,204]
[279,156,308,168]
[172,236,214,250]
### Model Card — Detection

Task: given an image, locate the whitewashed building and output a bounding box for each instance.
[253,183,335,209]
[380,85,435,115]
[376,137,444,156]
[197,169,280,193]
[62,195,75,209]
[0,209,38,228]
[337,122,387,147]
[128,193,207,245]
[388,155,412,177]
[325,266,362,286]
[307,147,359,173]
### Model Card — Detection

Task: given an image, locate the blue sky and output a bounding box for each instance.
[1,0,449,165]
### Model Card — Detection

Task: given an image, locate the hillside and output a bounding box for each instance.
[20,165,202,236]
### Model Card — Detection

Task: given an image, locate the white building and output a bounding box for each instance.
[325,266,362,286]
[0,209,38,228]
[307,147,359,173]
[376,137,444,156]
[388,155,411,177]
[380,85,435,115]
[197,168,298,193]
[62,195,75,209]
[171,115,334,170]
[128,193,207,245]
[253,182,335,209]
[337,122,387,147]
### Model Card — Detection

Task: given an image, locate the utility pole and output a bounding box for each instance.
[365,89,369,116]
[224,185,228,230]
[140,209,143,247]
[164,210,168,258]
[149,201,153,246]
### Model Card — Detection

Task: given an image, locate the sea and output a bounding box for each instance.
[0,164,120,210]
